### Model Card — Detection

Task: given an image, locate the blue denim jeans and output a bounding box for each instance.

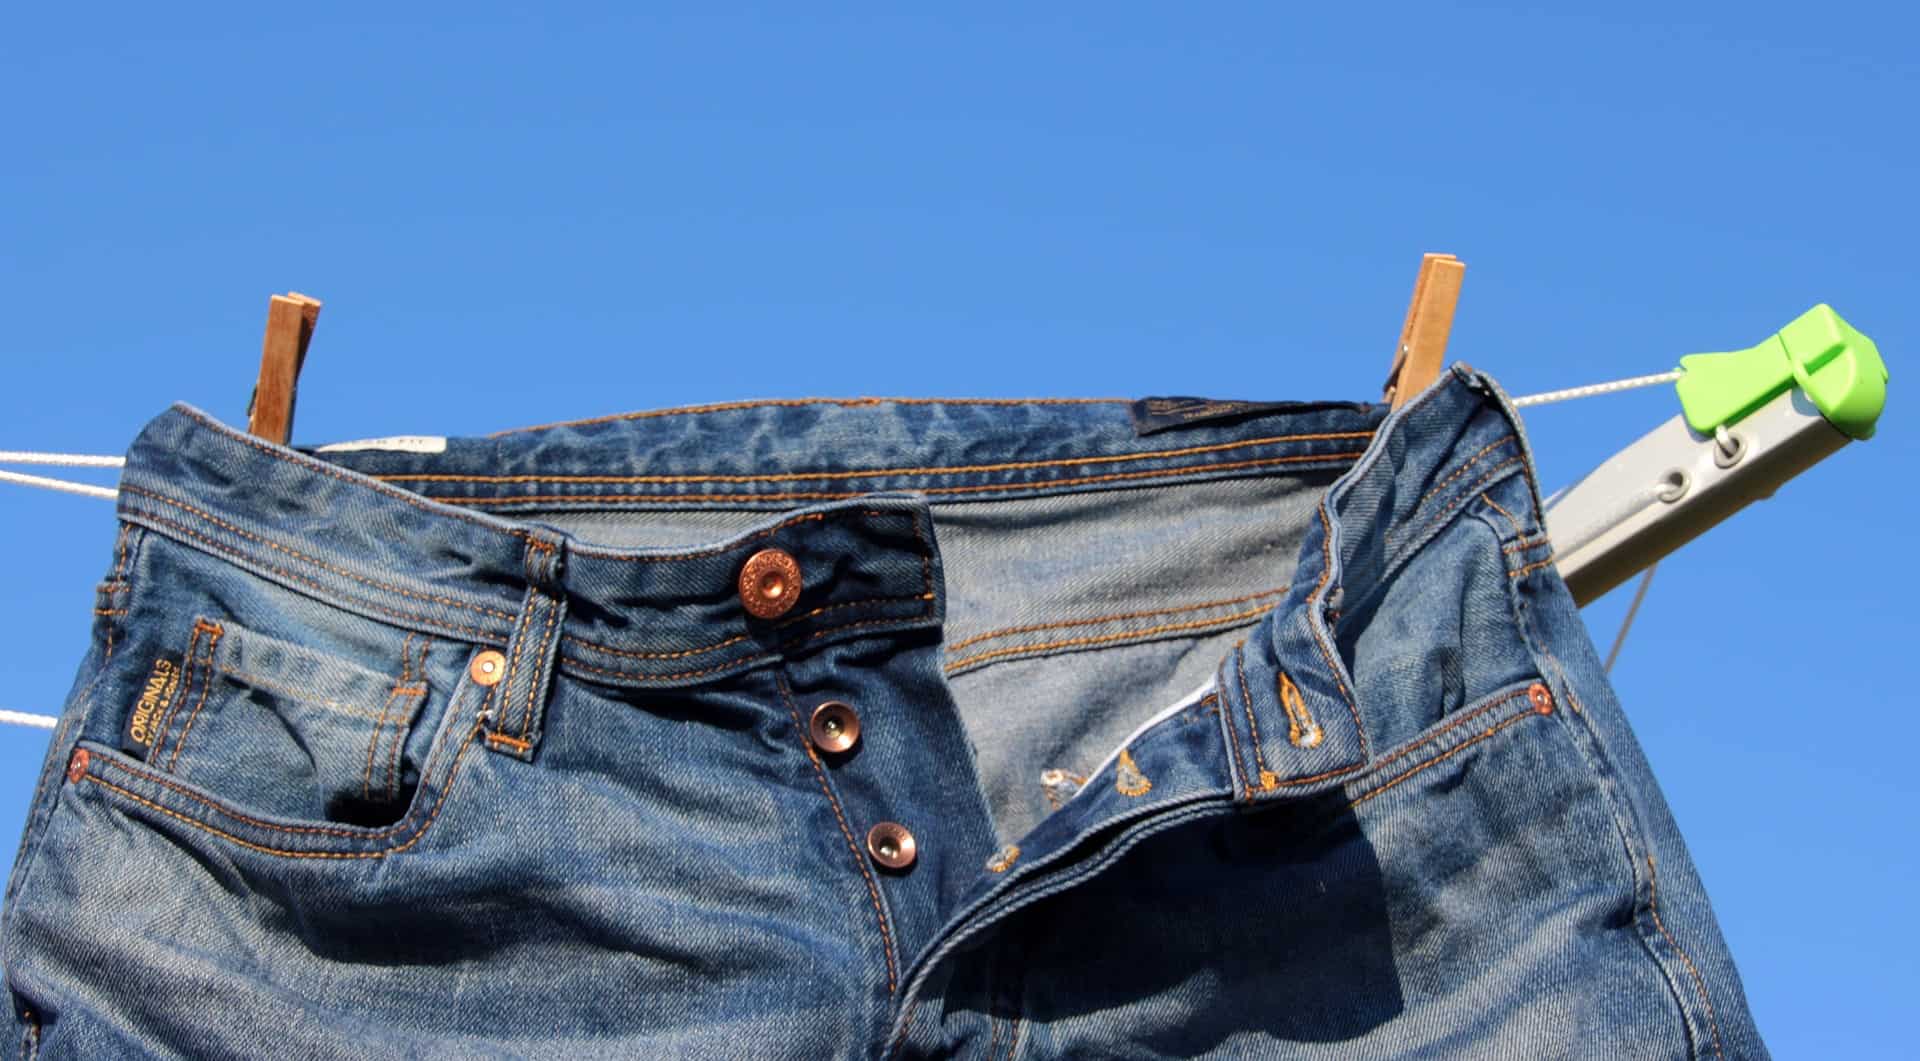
[2,367,1765,1058]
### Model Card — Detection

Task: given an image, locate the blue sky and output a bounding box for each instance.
[3,4,1912,1055]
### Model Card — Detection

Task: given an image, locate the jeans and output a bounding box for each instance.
[1,366,1765,1058]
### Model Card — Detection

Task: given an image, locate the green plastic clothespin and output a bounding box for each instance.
[1675,305,1889,440]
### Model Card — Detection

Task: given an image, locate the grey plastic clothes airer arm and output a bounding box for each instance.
[1543,387,1852,606]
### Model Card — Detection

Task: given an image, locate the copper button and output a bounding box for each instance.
[866,822,917,870]
[1528,682,1555,714]
[739,548,803,619]
[809,700,862,754]
[469,650,509,686]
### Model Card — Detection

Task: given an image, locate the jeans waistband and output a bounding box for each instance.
[114,373,1536,713]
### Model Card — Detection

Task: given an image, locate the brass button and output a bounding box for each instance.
[66,748,89,785]
[469,650,509,686]
[866,821,917,871]
[808,700,862,754]
[739,548,802,620]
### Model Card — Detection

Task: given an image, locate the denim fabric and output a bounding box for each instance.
[1,366,1766,1059]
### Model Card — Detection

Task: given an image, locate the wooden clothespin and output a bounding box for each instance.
[247,292,323,445]
[1381,253,1466,409]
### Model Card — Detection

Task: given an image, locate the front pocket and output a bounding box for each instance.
[67,642,492,860]
[126,616,436,826]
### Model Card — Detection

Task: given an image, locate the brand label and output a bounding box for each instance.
[314,435,448,454]
[122,653,183,759]
[1128,397,1370,436]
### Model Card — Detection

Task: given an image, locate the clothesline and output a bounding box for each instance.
[0,368,1686,733]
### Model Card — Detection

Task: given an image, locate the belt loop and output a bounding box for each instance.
[482,530,568,762]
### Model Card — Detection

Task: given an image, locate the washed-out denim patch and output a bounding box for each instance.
[1,367,1766,1059]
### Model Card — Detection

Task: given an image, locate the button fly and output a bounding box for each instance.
[809,700,862,753]
[739,548,802,619]
[866,822,916,870]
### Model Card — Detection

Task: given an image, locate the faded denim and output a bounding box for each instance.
[2,366,1766,1058]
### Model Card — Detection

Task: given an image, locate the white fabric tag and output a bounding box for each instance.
[314,435,448,454]
[1068,676,1218,802]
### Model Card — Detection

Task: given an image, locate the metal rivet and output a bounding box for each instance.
[809,700,862,754]
[469,650,508,687]
[1528,683,1555,715]
[739,548,803,620]
[866,821,917,870]
[66,748,89,784]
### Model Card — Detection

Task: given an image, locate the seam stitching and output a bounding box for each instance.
[944,604,1274,673]
[119,486,519,621]
[776,672,898,996]
[386,430,1377,484]
[1347,708,1543,806]
[1648,855,1727,1061]
[112,509,505,642]
[420,451,1371,506]
[945,587,1289,653]
[1234,643,1272,785]
[489,396,1141,438]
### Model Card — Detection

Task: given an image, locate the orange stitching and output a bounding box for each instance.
[1308,505,1368,757]
[769,592,939,631]
[1412,436,1517,514]
[1347,708,1543,807]
[175,404,540,543]
[944,587,1289,653]
[113,509,506,643]
[20,1005,39,1061]
[777,673,897,996]
[364,686,407,799]
[569,512,828,561]
[1366,686,1537,777]
[1234,643,1272,786]
[91,608,128,616]
[492,583,539,738]
[423,451,1373,506]
[1502,535,1552,554]
[516,599,560,739]
[566,631,751,662]
[382,431,1379,486]
[801,613,935,643]
[93,682,486,840]
[148,623,205,767]
[1391,455,1525,552]
[81,724,483,859]
[112,523,134,579]
[486,396,1138,438]
[1509,555,1558,579]
[119,485,519,622]
[484,733,532,751]
[387,638,432,796]
[1215,658,1254,799]
[1276,668,1323,749]
[1647,855,1727,1061]
[216,666,417,720]
[168,620,223,771]
[943,604,1273,672]
[1482,492,1527,537]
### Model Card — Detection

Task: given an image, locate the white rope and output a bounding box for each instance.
[0,710,58,731]
[1512,370,1683,408]
[0,451,125,468]
[0,468,118,500]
